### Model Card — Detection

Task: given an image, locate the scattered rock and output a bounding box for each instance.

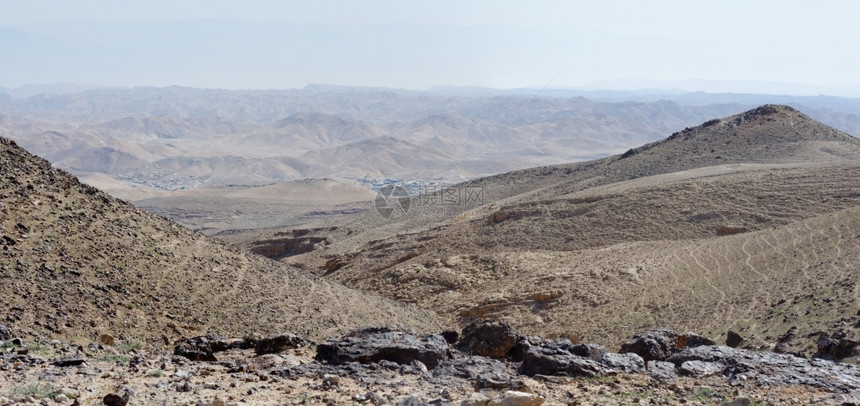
[53,356,86,367]
[726,331,743,348]
[254,332,306,355]
[773,326,798,354]
[99,334,115,346]
[0,325,12,341]
[196,399,227,406]
[475,372,514,390]
[722,398,751,406]
[460,392,492,406]
[399,394,423,406]
[365,391,384,405]
[458,319,518,358]
[57,388,81,399]
[174,334,221,361]
[399,360,429,375]
[323,256,346,274]
[486,211,510,225]
[173,334,245,361]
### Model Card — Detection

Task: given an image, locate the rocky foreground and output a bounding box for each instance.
[1,321,859,406]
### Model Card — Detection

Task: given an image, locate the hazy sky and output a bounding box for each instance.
[1,0,858,94]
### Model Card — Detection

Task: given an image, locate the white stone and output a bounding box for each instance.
[488,391,545,406]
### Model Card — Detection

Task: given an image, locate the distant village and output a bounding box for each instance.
[357,176,443,195]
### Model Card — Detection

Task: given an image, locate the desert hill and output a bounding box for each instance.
[266,105,860,357]
[0,136,443,344]
[235,105,858,252]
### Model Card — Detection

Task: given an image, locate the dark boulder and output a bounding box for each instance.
[678,332,715,348]
[255,332,307,355]
[174,334,228,361]
[509,336,546,362]
[619,329,679,362]
[103,393,129,406]
[457,319,518,358]
[441,330,459,345]
[726,331,743,348]
[53,356,86,367]
[665,345,741,366]
[0,324,12,341]
[569,343,607,360]
[173,334,261,361]
[316,330,450,369]
[816,331,859,360]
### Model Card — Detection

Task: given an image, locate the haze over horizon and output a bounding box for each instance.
[2,0,859,96]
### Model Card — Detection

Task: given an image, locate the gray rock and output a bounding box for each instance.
[316,331,450,369]
[475,372,513,390]
[646,360,677,383]
[431,355,512,383]
[518,346,603,377]
[665,345,741,365]
[399,394,423,406]
[460,392,491,406]
[599,352,644,373]
[678,360,723,377]
[0,325,11,341]
[399,360,429,375]
[458,319,519,359]
[668,345,860,393]
[722,398,751,406]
